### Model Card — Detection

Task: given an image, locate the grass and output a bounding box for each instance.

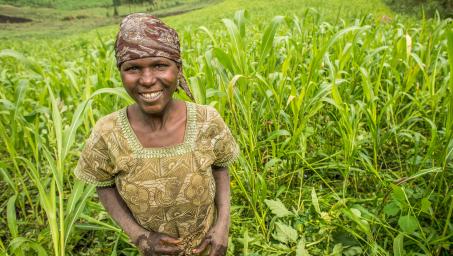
[1,0,452,255]
[0,0,112,10]
[0,0,212,10]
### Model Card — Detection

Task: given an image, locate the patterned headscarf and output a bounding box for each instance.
[115,13,194,100]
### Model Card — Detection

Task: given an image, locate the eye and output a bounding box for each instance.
[155,63,169,70]
[124,65,140,72]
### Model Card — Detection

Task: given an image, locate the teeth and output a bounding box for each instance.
[141,91,162,101]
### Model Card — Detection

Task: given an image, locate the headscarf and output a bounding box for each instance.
[115,13,194,100]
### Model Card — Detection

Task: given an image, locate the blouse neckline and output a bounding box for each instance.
[118,102,197,158]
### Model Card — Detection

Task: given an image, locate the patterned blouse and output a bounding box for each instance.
[74,102,239,254]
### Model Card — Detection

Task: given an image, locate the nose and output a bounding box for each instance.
[139,68,157,86]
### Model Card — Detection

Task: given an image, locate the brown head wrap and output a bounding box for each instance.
[115,13,194,100]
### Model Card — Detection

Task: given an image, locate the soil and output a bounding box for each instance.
[62,15,88,21]
[0,14,32,23]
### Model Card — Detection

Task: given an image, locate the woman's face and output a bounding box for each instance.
[120,56,179,115]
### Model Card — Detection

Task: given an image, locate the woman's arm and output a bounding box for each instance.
[96,186,143,240]
[193,166,230,256]
[212,166,231,229]
[96,186,181,255]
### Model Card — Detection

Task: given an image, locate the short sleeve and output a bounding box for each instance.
[210,108,240,167]
[74,125,116,187]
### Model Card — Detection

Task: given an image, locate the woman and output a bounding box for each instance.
[74,13,239,256]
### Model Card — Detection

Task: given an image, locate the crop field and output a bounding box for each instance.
[0,0,452,255]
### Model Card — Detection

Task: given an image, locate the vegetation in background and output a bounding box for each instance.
[384,0,453,18]
[0,0,208,11]
[0,0,161,10]
[0,0,112,10]
[1,0,452,255]
[0,0,393,40]
[0,0,220,39]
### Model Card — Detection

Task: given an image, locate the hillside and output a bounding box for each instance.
[0,0,395,40]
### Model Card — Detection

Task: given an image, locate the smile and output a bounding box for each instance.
[139,90,163,102]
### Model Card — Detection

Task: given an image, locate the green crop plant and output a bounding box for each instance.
[0,7,452,256]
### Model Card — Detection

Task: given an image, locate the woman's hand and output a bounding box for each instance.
[192,222,229,256]
[192,166,230,256]
[132,229,182,256]
[96,187,181,255]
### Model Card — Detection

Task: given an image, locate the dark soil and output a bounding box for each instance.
[62,15,88,21]
[0,14,32,23]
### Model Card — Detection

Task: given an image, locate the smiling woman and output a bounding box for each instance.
[74,13,239,256]
[120,57,180,116]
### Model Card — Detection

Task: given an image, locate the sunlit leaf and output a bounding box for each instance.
[398,215,419,234]
[420,198,432,215]
[264,199,291,217]
[273,222,298,244]
[311,187,321,215]
[296,237,310,256]
[343,246,363,256]
[7,195,18,239]
[393,233,405,256]
[384,201,400,216]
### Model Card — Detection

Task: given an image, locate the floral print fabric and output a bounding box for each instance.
[74,102,239,254]
[115,13,181,66]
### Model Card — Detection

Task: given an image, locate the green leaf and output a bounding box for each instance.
[350,208,361,218]
[9,237,48,256]
[398,215,419,234]
[420,197,432,215]
[342,208,370,236]
[64,181,96,246]
[110,232,121,256]
[343,246,363,256]
[393,233,405,256]
[234,9,249,38]
[330,244,344,256]
[447,28,453,137]
[384,201,400,216]
[198,26,217,47]
[0,49,43,75]
[331,243,343,256]
[296,237,310,256]
[259,15,284,61]
[7,195,18,238]
[332,230,360,246]
[264,199,291,217]
[391,184,407,208]
[273,222,298,244]
[447,28,453,89]
[236,229,252,255]
[311,187,321,215]
[264,158,282,171]
[14,80,28,121]
[0,168,16,194]
[213,47,237,73]
[79,214,122,232]
[331,84,343,107]
[265,129,291,142]
[402,167,442,183]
